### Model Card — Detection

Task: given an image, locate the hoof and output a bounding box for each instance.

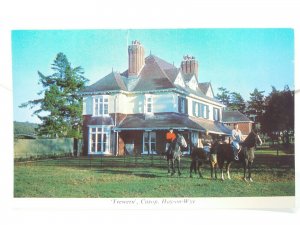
[178,172,182,176]
[190,174,193,178]
[243,178,248,182]
[171,172,175,176]
[249,178,253,182]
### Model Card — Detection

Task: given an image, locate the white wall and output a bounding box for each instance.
[83,92,223,118]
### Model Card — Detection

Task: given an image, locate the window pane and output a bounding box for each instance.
[100,97,103,103]
[100,104,103,114]
[94,100,99,115]
[91,128,96,132]
[103,142,106,152]
[97,134,102,152]
[104,104,108,114]
[144,143,149,152]
[104,98,108,102]
[151,143,156,151]
[144,132,149,140]
[91,133,96,152]
[150,132,156,142]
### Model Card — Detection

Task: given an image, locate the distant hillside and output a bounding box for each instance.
[14,121,38,136]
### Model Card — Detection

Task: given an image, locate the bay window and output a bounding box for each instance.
[89,126,111,154]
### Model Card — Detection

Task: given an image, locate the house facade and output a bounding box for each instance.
[80,40,233,156]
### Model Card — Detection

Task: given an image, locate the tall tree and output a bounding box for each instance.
[20,53,88,155]
[229,92,246,113]
[216,87,231,106]
[261,85,294,144]
[246,88,265,124]
[216,87,246,113]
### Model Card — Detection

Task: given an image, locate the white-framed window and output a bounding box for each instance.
[213,107,220,121]
[193,101,200,117]
[193,101,209,119]
[93,95,109,116]
[143,131,156,154]
[89,126,111,154]
[200,103,209,119]
[145,95,153,114]
[178,96,188,114]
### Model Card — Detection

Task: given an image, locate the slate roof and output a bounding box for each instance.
[115,112,231,135]
[81,54,221,105]
[198,82,210,95]
[84,116,114,126]
[189,116,232,135]
[83,71,127,92]
[222,110,254,123]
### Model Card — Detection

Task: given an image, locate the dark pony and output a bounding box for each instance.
[189,143,218,179]
[166,134,188,176]
[216,130,262,182]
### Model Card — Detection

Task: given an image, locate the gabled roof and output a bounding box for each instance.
[131,55,175,91]
[222,110,254,123]
[81,54,221,105]
[82,71,127,92]
[198,82,210,95]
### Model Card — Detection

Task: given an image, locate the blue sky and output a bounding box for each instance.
[12,29,294,123]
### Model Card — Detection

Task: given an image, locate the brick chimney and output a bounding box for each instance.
[181,55,198,77]
[128,40,145,76]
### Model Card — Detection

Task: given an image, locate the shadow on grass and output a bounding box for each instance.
[94,169,165,178]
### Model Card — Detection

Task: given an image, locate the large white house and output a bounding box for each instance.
[80,40,233,156]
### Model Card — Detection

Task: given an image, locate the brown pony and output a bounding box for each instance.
[189,143,218,179]
[215,130,262,182]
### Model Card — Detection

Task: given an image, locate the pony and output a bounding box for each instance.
[166,134,188,176]
[189,143,218,179]
[216,130,262,182]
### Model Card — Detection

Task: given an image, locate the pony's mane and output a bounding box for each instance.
[242,131,257,148]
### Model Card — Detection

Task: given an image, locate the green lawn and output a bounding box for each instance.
[14,163,295,198]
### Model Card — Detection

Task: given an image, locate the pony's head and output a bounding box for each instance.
[243,130,262,148]
[177,134,188,148]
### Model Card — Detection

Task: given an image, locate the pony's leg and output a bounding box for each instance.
[190,160,195,178]
[214,165,218,179]
[210,162,213,179]
[177,159,181,176]
[226,162,231,180]
[167,159,171,174]
[243,161,248,182]
[219,161,225,180]
[198,161,203,178]
[248,161,253,182]
[171,159,175,176]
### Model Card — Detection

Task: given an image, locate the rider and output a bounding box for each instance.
[231,123,243,160]
[165,128,176,154]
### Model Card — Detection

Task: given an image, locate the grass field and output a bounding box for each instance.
[14,154,295,198]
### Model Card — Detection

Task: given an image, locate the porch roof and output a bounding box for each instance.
[114,113,232,135]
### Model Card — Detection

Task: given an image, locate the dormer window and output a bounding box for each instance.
[93,95,109,116]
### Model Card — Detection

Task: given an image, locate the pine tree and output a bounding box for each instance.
[246,88,265,125]
[20,53,88,155]
[216,87,230,106]
[229,92,246,113]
